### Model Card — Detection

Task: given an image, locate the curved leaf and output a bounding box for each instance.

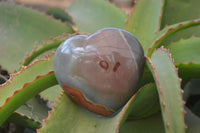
[22,33,80,66]
[39,85,63,102]
[128,83,160,119]
[8,112,41,130]
[66,0,127,33]
[160,0,200,44]
[38,83,160,133]
[38,93,131,133]
[8,96,50,130]
[146,47,185,133]
[46,8,74,25]
[185,107,200,133]
[183,79,200,101]
[147,19,200,56]
[0,54,57,126]
[120,112,164,133]
[161,0,200,28]
[177,63,200,86]
[125,0,164,46]
[161,0,200,37]
[166,37,200,64]
[0,2,74,72]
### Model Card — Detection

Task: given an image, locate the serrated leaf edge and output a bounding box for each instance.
[147,19,200,56]
[146,46,186,131]
[22,33,83,66]
[0,52,55,109]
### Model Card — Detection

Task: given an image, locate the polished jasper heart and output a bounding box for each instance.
[53,28,144,116]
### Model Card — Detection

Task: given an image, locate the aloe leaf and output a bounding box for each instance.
[46,8,74,25]
[0,2,74,72]
[165,37,200,85]
[183,79,200,118]
[0,54,58,126]
[38,93,129,133]
[160,0,200,45]
[120,112,164,133]
[66,0,127,33]
[22,33,78,66]
[39,85,63,102]
[161,0,200,27]
[128,83,160,119]
[8,112,41,130]
[185,107,200,133]
[22,40,62,66]
[146,47,185,133]
[125,0,164,46]
[8,97,49,130]
[183,79,200,101]
[166,37,200,64]
[177,63,200,86]
[38,82,161,132]
[146,19,200,56]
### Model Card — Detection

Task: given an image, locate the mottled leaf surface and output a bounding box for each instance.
[66,0,127,33]
[0,2,74,72]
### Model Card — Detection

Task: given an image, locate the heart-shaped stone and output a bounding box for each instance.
[53,28,144,116]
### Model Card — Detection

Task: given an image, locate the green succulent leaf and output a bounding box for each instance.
[177,63,200,86]
[146,47,185,133]
[22,33,77,66]
[0,54,57,126]
[166,37,200,64]
[66,0,127,33]
[128,83,160,119]
[183,79,200,101]
[161,0,200,43]
[8,112,41,130]
[165,37,200,85]
[185,107,200,133]
[39,85,63,102]
[120,112,164,133]
[22,40,62,66]
[161,0,200,27]
[46,8,75,25]
[8,96,50,130]
[125,0,164,46]
[38,83,162,133]
[0,2,74,72]
[147,19,200,56]
[38,93,130,133]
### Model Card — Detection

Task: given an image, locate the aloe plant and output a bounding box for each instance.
[0,0,200,133]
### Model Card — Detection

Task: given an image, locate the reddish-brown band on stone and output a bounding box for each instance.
[62,84,114,116]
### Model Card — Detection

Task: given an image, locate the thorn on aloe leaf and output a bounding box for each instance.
[53,28,145,116]
[182,109,186,115]
[185,125,188,129]
[166,121,170,128]
[162,102,166,109]
[180,89,184,96]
